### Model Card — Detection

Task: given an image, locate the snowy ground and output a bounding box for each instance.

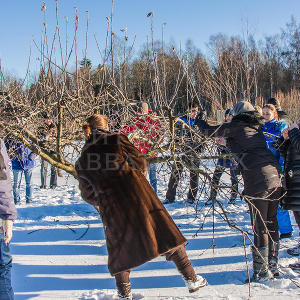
[10,162,300,299]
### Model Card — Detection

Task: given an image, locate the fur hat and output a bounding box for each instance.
[233,101,255,116]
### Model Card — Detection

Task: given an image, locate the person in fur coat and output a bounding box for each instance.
[195,101,282,283]
[75,114,207,299]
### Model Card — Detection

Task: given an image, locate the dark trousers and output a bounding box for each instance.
[115,245,196,297]
[210,165,238,201]
[40,158,57,188]
[248,188,281,248]
[166,156,200,202]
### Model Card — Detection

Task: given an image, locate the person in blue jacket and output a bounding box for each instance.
[262,104,293,239]
[5,135,36,205]
[163,103,204,204]
[207,108,239,205]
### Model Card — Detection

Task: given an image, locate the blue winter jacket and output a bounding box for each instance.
[5,138,36,170]
[261,118,285,170]
[179,116,195,126]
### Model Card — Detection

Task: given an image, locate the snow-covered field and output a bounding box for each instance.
[10,163,300,299]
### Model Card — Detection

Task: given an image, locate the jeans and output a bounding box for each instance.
[148,163,157,193]
[12,169,33,204]
[0,237,14,300]
[40,158,57,188]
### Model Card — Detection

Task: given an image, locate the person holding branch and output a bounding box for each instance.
[75,114,207,299]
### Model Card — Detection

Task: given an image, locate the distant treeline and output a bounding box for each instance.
[1,16,300,120]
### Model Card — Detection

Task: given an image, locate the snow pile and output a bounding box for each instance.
[10,165,300,299]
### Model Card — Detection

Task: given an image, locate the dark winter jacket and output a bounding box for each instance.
[275,128,300,211]
[196,112,282,196]
[5,137,36,170]
[75,130,186,275]
[277,110,291,128]
[37,121,56,149]
[176,115,203,154]
[0,139,17,221]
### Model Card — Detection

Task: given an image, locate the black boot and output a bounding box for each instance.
[245,246,273,283]
[269,241,280,277]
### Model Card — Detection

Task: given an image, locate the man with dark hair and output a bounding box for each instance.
[163,103,203,204]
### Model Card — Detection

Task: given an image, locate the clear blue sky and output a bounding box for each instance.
[1,0,300,78]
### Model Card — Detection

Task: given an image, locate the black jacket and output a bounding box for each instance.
[278,110,291,127]
[275,128,300,211]
[196,112,282,196]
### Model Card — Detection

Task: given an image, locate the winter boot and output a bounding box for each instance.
[167,246,207,292]
[245,246,273,283]
[287,243,300,256]
[184,275,207,292]
[115,271,132,300]
[269,241,280,277]
[118,291,132,300]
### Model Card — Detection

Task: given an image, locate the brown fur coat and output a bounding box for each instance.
[75,130,186,275]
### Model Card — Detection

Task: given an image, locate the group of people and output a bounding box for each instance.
[4,114,58,206]
[195,98,300,283]
[1,98,299,299]
[0,114,59,298]
[74,99,299,299]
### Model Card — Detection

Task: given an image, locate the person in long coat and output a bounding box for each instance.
[75,114,206,299]
[195,101,282,282]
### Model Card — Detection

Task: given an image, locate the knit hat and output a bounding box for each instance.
[233,101,255,116]
[267,98,281,110]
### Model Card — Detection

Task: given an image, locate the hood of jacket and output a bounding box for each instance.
[232,111,265,126]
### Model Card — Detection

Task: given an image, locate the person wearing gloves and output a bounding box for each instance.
[195,101,282,282]
[76,114,207,299]
[0,138,17,299]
